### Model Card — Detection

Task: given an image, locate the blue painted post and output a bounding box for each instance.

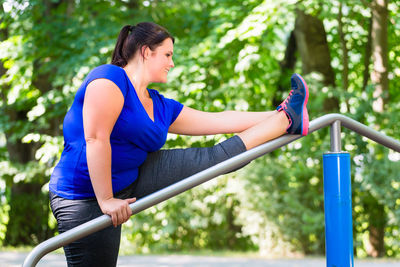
[323,152,354,267]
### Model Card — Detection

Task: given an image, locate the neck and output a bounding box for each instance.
[123,61,150,99]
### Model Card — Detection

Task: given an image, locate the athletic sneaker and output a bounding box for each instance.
[276,73,309,136]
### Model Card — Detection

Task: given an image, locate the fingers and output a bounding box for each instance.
[123,199,133,221]
[125,204,132,218]
[107,202,125,227]
[127,197,137,203]
[126,197,136,217]
[120,205,129,223]
[102,198,137,227]
[116,200,133,227]
[111,212,118,228]
[118,207,125,226]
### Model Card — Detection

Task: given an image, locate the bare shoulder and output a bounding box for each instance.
[87,78,121,93]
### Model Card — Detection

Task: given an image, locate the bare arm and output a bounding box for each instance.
[83,78,136,227]
[169,106,276,135]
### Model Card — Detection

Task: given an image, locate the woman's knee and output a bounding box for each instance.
[217,136,247,158]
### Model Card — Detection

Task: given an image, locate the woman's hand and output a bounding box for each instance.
[99,197,137,227]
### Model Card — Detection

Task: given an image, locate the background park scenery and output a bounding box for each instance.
[1,0,399,259]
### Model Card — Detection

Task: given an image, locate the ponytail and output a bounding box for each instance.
[111,25,132,67]
[111,22,175,68]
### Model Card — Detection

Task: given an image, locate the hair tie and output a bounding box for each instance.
[130,25,136,32]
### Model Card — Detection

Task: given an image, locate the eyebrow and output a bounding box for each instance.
[167,51,174,55]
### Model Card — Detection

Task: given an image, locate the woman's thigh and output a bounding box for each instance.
[50,192,121,267]
[131,135,248,199]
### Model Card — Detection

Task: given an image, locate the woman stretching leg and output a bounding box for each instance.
[49,22,309,266]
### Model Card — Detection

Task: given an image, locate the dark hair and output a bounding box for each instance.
[111,22,175,67]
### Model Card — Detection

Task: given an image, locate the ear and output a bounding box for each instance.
[141,45,151,60]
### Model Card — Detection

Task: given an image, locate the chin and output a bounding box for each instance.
[152,78,168,84]
[153,75,169,84]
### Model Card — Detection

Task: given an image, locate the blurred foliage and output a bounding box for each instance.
[121,176,256,254]
[1,0,399,257]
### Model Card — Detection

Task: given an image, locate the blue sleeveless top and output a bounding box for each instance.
[49,64,183,199]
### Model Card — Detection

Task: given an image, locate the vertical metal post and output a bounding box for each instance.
[330,120,342,152]
[323,121,354,267]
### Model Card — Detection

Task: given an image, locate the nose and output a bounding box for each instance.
[170,59,174,68]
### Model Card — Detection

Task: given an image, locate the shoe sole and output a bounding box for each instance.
[293,74,309,136]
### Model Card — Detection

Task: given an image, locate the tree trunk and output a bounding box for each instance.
[364,193,386,257]
[294,10,335,86]
[364,0,389,257]
[371,0,389,112]
[338,2,349,92]
[338,2,350,111]
[0,5,9,97]
[362,16,373,92]
[1,0,64,246]
[4,182,53,246]
[1,5,51,246]
[2,67,52,247]
[275,31,297,108]
[294,9,338,111]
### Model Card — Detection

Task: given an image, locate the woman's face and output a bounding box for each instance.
[146,38,174,83]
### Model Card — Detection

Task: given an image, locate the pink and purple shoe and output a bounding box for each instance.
[276,73,309,136]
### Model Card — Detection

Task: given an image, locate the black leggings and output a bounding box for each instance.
[50,136,248,267]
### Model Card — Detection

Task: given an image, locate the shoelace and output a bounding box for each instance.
[281,90,293,109]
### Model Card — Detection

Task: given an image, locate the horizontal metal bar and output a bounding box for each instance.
[23,113,400,267]
[23,134,303,267]
[310,113,400,152]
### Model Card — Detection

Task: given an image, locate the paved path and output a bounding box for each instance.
[2,252,400,267]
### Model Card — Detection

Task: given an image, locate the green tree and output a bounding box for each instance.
[0,0,399,257]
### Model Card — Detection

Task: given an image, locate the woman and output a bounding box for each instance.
[49,22,309,266]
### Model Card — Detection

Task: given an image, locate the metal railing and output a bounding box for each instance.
[23,113,400,267]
